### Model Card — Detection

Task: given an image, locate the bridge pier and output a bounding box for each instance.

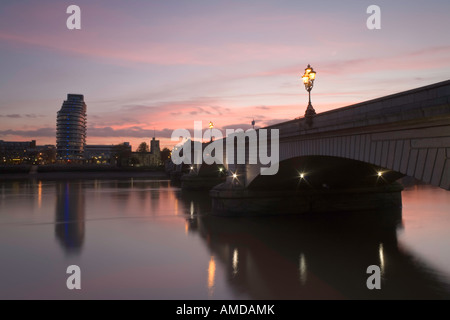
[180,163,227,191]
[210,181,403,216]
[181,173,225,191]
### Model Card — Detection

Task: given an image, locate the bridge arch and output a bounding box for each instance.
[247,155,404,190]
[243,129,449,190]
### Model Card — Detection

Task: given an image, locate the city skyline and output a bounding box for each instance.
[1,0,450,149]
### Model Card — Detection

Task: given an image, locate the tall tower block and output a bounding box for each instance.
[56,94,87,161]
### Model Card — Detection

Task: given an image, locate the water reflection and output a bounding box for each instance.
[1,179,449,299]
[179,191,450,299]
[37,181,42,209]
[54,181,85,254]
[299,253,307,285]
[379,243,385,276]
[232,249,239,277]
[208,256,216,297]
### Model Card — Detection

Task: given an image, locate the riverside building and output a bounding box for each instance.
[56,94,87,162]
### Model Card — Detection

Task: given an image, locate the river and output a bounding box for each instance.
[0,178,449,299]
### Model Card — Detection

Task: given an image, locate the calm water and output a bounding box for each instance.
[1,178,450,299]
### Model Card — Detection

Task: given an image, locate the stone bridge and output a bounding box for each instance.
[177,80,450,214]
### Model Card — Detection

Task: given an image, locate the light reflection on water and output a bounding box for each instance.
[0,178,449,299]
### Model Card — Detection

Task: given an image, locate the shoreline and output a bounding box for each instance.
[0,170,169,181]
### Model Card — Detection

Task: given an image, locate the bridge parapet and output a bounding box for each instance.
[254,80,450,190]
[267,80,450,140]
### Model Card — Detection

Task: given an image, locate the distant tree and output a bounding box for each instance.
[160,147,171,162]
[137,142,149,153]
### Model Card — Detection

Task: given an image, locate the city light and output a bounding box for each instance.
[209,121,214,142]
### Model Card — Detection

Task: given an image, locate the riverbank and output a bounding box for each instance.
[0,165,169,180]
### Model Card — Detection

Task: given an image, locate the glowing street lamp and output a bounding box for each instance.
[209,121,214,142]
[301,64,317,117]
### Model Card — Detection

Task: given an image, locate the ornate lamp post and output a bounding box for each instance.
[209,121,214,142]
[301,64,317,117]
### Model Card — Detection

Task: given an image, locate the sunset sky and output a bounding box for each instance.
[1,0,449,150]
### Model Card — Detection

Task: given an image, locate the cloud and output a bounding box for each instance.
[221,123,254,131]
[0,126,177,140]
[189,106,216,116]
[119,105,160,112]
[263,118,292,126]
[0,114,45,118]
[91,98,231,128]
[87,126,175,138]
[0,127,55,137]
[233,45,450,82]
[90,116,143,127]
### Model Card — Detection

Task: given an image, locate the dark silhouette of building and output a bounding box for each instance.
[85,142,131,164]
[35,144,57,164]
[130,137,162,167]
[150,137,160,157]
[0,140,36,163]
[56,94,87,161]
